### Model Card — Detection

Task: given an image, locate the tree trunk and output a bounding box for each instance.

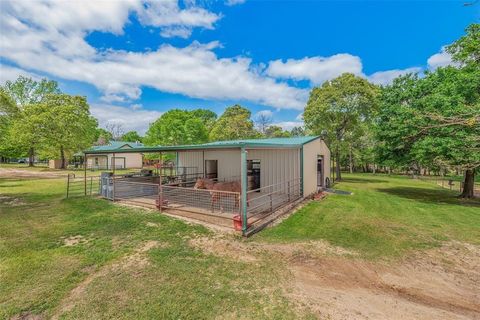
[331,156,335,182]
[349,145,353,174]
[372,163,376,174]
[335,146,341,181]
[459,169,475,198]
[60,145,66,169]
[28,147,34,167]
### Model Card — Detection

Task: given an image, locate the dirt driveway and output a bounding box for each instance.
[191,237,480,319]
[0,168,68,179]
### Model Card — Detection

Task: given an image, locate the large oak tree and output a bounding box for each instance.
[304,73,379,180]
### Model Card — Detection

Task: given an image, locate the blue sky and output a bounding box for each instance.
[0,0,478,134]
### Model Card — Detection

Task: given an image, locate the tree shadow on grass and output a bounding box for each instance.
[341,177,389,184]
[377,186,480,207]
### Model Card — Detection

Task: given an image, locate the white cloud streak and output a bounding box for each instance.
[427,48,458,70]
[225,0,246,6]
[274,121,304,131]
[0,64,40,83]
[368,67,422,85]
[266,54,363,85]
[91,104,163,134]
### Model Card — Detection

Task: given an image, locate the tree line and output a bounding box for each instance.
[0,81,300,168]
[0,23,477,197]
[304,24,479,198]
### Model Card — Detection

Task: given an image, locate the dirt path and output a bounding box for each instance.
[191,237,480,319]
[0,168,67,179]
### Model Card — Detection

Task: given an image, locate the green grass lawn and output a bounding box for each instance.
[258,174,480,258]
[2,172,479,318]
[0,177,296,319]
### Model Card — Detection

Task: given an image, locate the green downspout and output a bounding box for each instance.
[300,146,304,197]
[241,147,248,234]
[175,151,179,173]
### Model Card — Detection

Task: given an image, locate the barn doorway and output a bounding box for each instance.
[317,156,324,188]
[205,160,218,179]
[247,159,261,191]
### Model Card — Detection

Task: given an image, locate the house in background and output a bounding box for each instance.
[85,141,144,170]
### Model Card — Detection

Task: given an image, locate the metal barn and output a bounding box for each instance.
[81,136,330,235]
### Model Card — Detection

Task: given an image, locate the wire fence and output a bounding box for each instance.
[66,174,101,198]
[67,170,304,233]
[161,185,240,216]
[247,178,302,216]
[417,175,480,195]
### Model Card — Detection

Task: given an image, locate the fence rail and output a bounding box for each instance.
[247,178,302,216]
[66,174,100,198]
[417,175,480,195]
[161,185,240,215]
[75,171,304,234]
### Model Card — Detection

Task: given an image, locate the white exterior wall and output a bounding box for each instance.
[86,153,143,169]
[177,149,241,180]
[178,148,301,188]
[108,153,143,169]
[302,138,331,196]
[177,151,203,173]
[247,148,300,188]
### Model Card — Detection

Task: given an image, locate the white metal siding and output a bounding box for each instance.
[108,153,143,169]
[247,149,300,188]
[177,151,203,173]
[205,150,241,180]
[302,138,331,195]
[177,149,241,180]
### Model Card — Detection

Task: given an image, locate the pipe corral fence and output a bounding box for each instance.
[66,166,303,235]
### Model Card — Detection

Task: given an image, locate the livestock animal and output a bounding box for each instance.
[194,178,241,212]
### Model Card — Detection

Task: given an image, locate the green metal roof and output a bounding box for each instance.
[85,141,144,153]
[84,136,319,154]
[202,136,319,147]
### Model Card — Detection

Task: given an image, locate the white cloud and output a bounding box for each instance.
[91,104,163,134]
[225,0,246,6]
[138,0,221,37]
[160,26,193,38]
[0,1,307,110]
[0,64,40,83]
[255,110,273,118]
[427,48,458,70]
[368,67,421,85]
[274,121,304,131]
[266,54,363,85]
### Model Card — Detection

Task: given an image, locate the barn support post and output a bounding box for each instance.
[112,153,116,201]
[240,147,248,234]
[300,146,304,197]
[202,150,205,178]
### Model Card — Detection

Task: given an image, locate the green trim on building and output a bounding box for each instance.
[84,136,320,155]
[300,146,304,196]
[240,147,248,234]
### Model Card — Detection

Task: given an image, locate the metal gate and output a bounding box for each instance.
[66,174,100,198]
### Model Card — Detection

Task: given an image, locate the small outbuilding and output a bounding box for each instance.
[85,141,144,170]
[83,136,330,235]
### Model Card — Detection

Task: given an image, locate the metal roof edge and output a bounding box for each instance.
[300,135,321,145]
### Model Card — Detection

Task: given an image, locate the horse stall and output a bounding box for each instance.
[85,136,330,235]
